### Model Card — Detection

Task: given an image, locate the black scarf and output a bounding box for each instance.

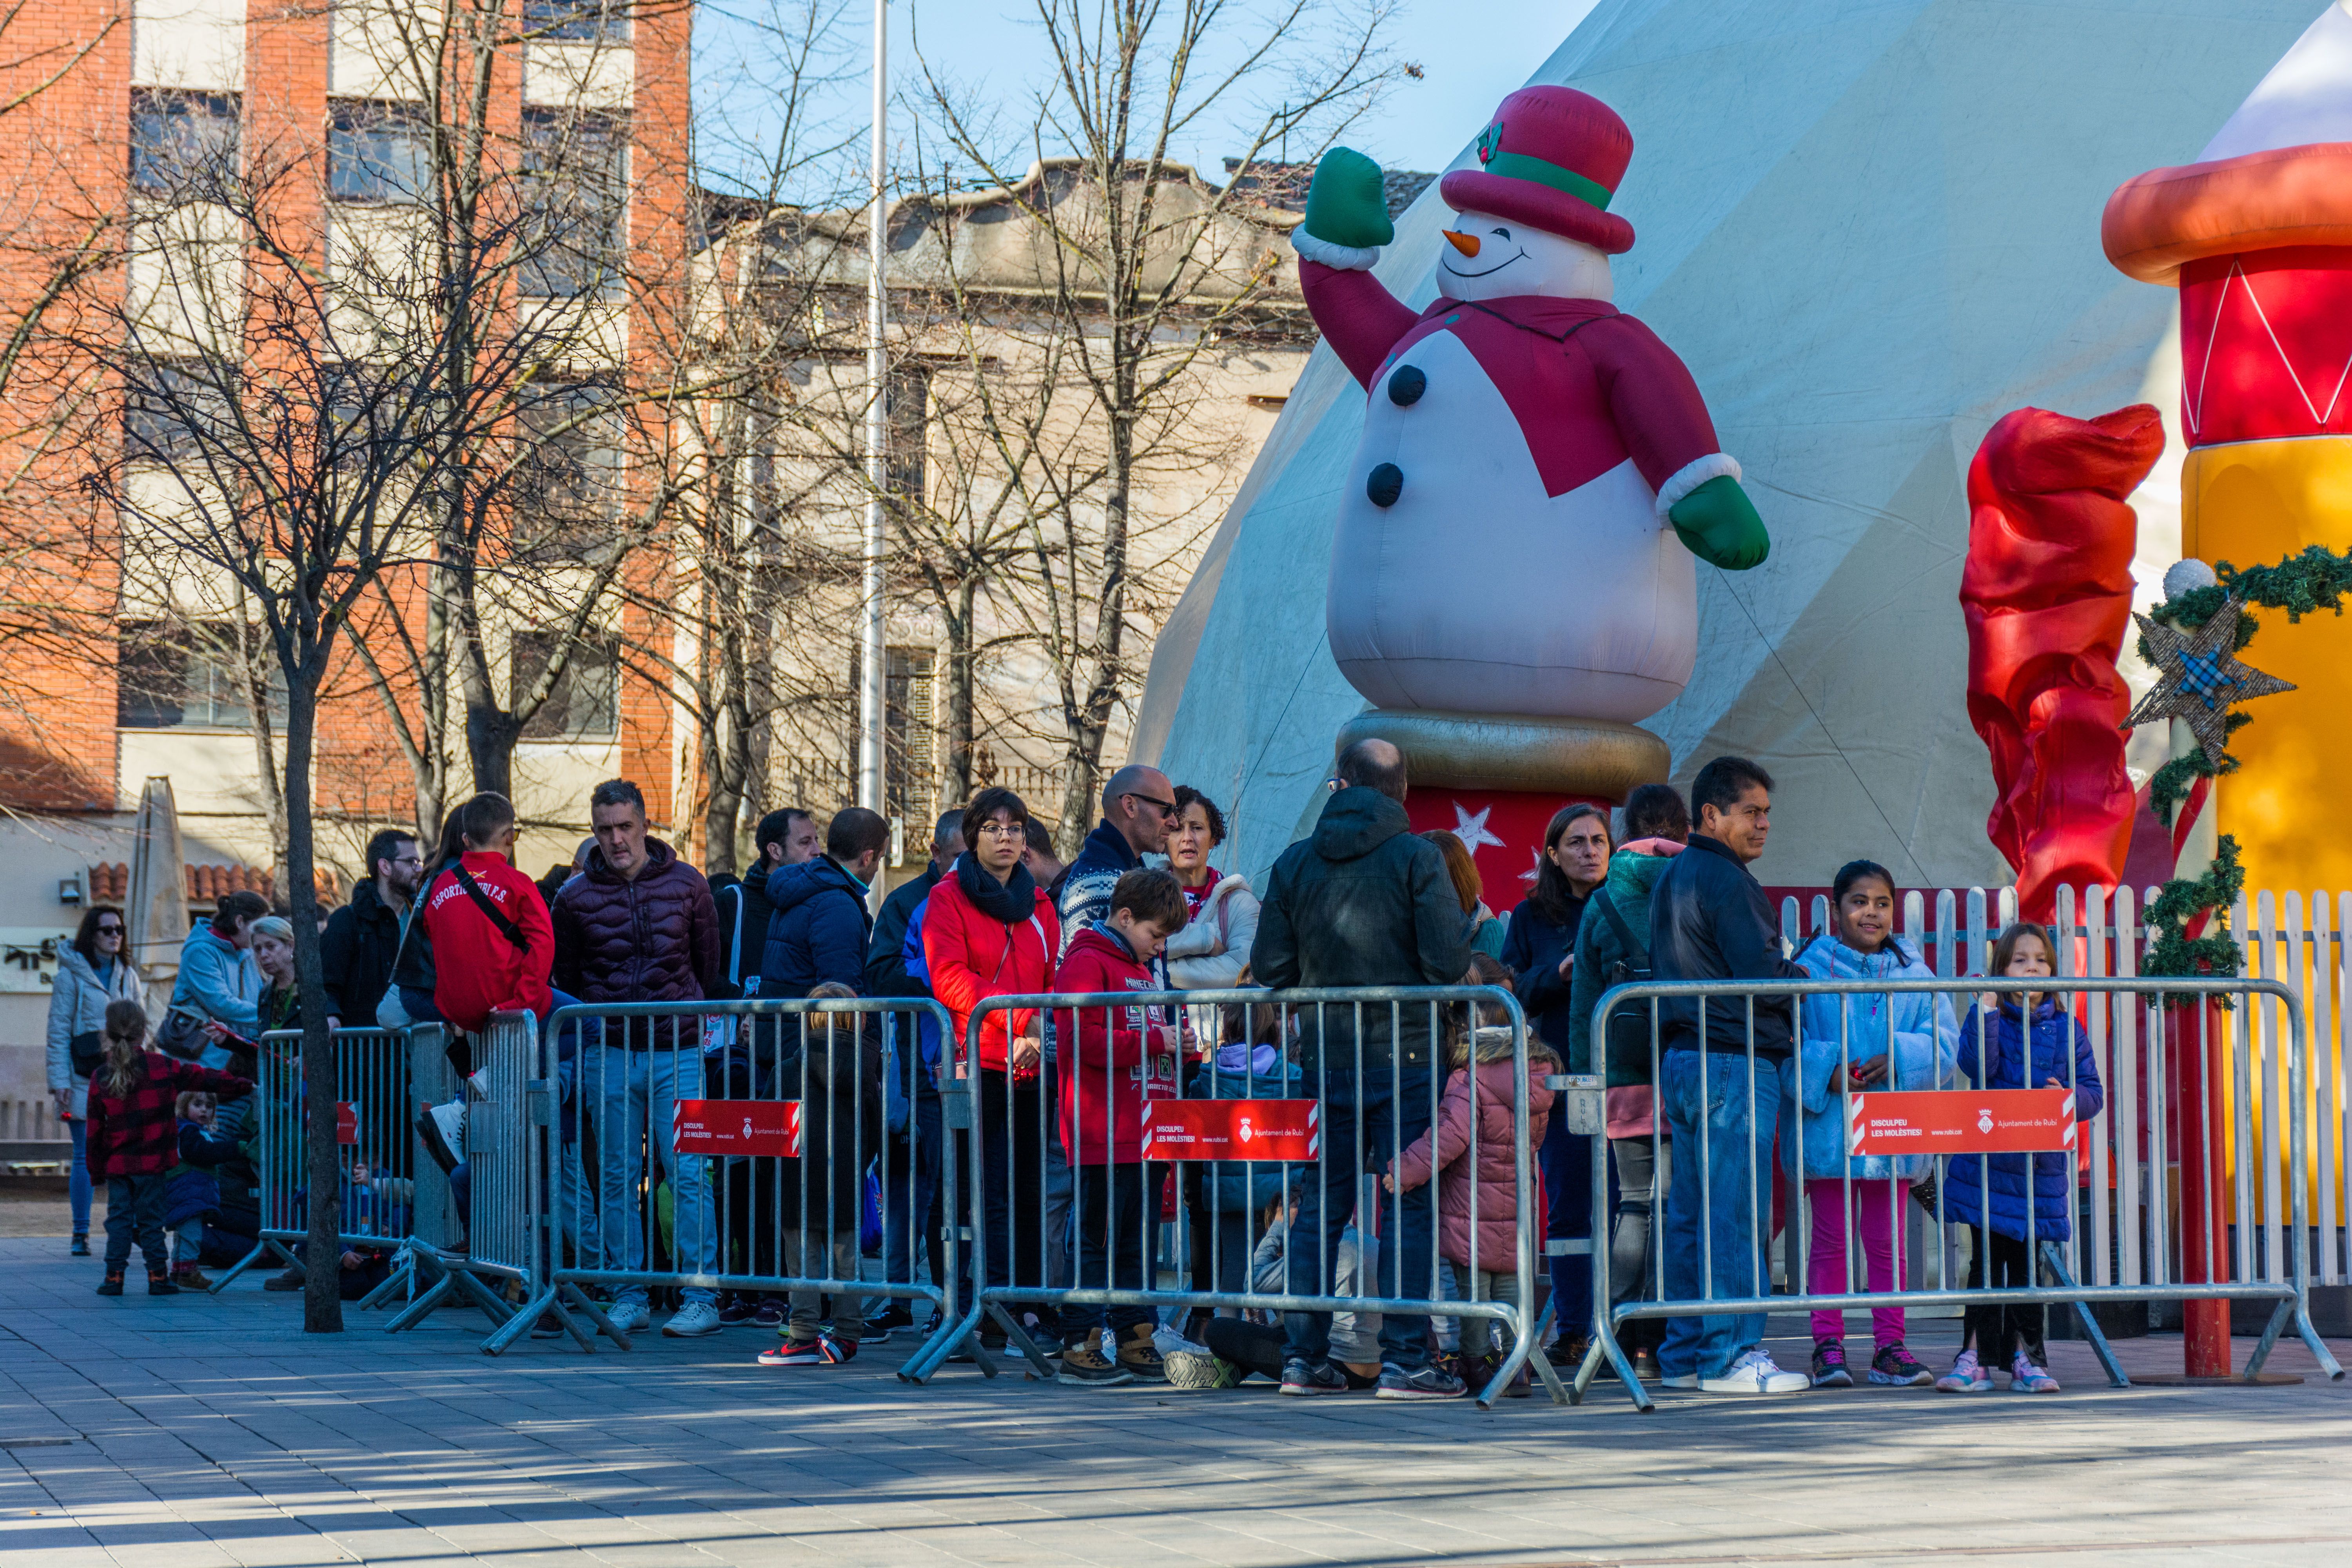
[953,851,1038,925]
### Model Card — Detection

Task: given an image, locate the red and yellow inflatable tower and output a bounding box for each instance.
[2103,3,2352,893]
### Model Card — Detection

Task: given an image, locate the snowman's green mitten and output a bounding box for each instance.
[1669,475,1771,571]
[1302,147,1394,251]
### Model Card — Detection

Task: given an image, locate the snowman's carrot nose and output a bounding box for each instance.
[1442,230,1481,257]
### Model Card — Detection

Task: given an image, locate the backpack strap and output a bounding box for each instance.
[1592,888,1644,966]
[452,864,530,953]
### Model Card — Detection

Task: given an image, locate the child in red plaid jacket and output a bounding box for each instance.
[84,1001,252,1296]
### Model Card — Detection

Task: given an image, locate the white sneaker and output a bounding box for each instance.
[1699,1347,1810,1394]
[466,1069,491,1102]
[1660,1372,1700,1390]
[605,1299,652,1334]
[416,1100,465,1173]
[663,1300,724,1338]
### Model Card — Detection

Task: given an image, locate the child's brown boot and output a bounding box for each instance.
[147,1270,180,1296]
[96,1270,125,1296]
[1117,1325,1166,1382]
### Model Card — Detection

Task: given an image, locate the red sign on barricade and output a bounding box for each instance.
[1847,1088,2074,1156]
[336,1102,358,1146]
[672,1098,802,1157]
[1139,1098,1319,1162]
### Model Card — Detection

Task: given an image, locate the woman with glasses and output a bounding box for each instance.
[47,905,149,1256]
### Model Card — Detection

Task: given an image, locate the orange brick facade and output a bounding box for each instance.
[0,3,693,846]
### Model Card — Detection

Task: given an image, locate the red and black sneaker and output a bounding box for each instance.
[1810,1339,1853,1388]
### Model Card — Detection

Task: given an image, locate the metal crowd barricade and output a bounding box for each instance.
[1576,973,2347,1411]
[474,996,962,1368]
[210,1025,420,1310]
[900,984,1561,1408]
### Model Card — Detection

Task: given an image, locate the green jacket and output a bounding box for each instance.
[1564,846,1679,1080]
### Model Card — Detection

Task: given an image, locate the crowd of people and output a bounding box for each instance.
[45,746,2099,1401]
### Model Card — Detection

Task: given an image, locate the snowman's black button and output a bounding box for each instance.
[1367,463,1404,507]
[1387,365,1426,406]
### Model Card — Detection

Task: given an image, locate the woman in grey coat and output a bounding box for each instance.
[46,905,147,1254]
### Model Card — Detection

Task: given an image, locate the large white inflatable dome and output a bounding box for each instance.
[1137,0,2323,888]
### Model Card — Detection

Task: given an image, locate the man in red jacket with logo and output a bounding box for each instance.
[1050,867,1187,1385]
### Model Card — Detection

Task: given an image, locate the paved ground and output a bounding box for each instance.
[2,1222,2346,1568]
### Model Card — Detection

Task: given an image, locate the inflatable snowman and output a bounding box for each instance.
[1295,86,1769,725]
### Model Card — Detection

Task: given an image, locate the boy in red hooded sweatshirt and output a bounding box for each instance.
[1051,867,1188,1385]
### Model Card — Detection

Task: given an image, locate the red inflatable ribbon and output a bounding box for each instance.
[1961,405,2163,923]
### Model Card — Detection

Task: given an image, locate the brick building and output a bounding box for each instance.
[0,0,693,1087]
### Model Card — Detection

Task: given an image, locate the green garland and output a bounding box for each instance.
[2134,543,2352,982]
[2142,835,2245,990]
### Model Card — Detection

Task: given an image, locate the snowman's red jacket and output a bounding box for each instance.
[1300,258,1727,503]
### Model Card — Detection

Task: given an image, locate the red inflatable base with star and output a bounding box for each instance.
[1403,786,1613,921]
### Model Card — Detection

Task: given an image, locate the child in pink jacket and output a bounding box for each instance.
[1388,1014,1558,1377]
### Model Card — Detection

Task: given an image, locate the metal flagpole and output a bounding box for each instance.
[857,0,889,815]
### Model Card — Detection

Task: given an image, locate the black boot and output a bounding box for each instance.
[147,1270,180,1296]
[96,1270,125,1296]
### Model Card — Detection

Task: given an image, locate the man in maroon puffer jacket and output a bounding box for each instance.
[553,779,726,1338]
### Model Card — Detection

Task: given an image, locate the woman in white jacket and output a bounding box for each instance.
[1162,787,1260,1007]
[46,905,147,1255]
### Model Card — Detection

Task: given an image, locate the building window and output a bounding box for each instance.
[130,89,240,197]
[884,646,935,824]
[517,381,622,521]
[520,107,626,299]
[116,623,286,731]
[123,361,232,463]
[524,0,631,41]
[328,100,432,204]
[886,365,929,503]
[514,627,620,739]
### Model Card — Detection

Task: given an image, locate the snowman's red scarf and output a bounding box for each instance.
[1375,294,1631,500]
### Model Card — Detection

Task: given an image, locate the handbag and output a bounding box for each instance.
[69,1029,103,1077]
[1591,889,1653,1068]
[154,1004,213,1062]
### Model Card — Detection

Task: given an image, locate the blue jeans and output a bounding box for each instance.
[1658,1049,1779,1379]
[1283,1066,1439,1373]
[591,1042,720,1308]
[1539,1116,1593,1337]
[68,1117,90,1237]
[883,1092,942,1288]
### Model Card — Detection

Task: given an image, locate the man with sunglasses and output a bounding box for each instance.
[321,828,423,1027]
[1055,763,1178,960]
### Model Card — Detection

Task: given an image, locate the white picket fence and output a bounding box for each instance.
[1775,884,2349,1293]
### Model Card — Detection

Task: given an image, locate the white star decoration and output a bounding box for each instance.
[1451,802,1505,856]
[1520,848,1544,885]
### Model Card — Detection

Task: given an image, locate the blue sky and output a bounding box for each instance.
[691,0,1602,198]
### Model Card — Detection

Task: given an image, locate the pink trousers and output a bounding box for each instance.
[1805,1177,1909,1347]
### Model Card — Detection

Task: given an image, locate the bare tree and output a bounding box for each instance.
[911,2,1397,837]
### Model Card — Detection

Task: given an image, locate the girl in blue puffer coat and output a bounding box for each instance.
[1938,921,2103,1395]
[1782,861,1956,1390]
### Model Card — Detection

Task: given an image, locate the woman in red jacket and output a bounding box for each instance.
[922,786,1060,1329]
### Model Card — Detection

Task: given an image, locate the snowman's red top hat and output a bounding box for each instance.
[1439,86,1636,255]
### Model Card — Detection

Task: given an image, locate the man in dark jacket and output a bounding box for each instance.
[320,828,421,1025]
[712,809,816,1000]
[760,807,887,998]
[1250,738,1472,1400]
[552,779,726,1339]
[864,809,960,1333]
[1647,755,1811,1396]
[1056,763,1174,956]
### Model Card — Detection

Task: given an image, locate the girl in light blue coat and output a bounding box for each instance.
[1780,861,1956,1389]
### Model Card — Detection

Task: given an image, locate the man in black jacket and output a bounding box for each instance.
[712,809,813,1000]
[1647,755,1811,1396]
[320,828,421,1024]
[1251,738,1472,1400]
[864,808,963,1332]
